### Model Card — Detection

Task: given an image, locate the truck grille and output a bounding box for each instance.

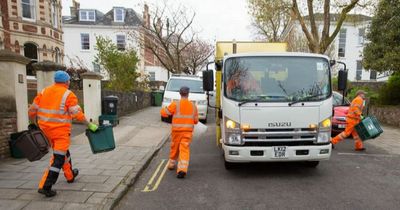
[241,128,317,146]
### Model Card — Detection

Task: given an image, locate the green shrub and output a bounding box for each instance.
[347,86,379,105]
[379,72,400,105]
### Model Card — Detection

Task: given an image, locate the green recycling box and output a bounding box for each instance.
[355,116,383,141]
[85,125,116,154]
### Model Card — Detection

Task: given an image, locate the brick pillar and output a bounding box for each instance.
[0,50,30,158]
[33,61,66,93]
[82,72,102,123]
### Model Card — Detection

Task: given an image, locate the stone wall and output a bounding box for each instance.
[350,81,386,92]
[369,105,400,128]
[102,90,151,116]
[0,112,17,159]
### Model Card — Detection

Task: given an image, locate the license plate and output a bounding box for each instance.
[338,124,346,128]
[273,146,287,158]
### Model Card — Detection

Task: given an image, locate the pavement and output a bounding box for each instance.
[0,107,170,210]
[0,105,399,210]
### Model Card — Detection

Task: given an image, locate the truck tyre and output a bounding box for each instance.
[304,161,319,168]
[224,160,235,170]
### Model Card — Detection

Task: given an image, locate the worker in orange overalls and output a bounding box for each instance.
[160,86,198,178]
[331,90,367,151]
[28,70,98,197]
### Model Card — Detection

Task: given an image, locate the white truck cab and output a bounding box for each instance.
[203,51,346,169]
[162,74,208,123]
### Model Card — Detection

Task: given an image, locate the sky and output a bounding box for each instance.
[61,0,254,42]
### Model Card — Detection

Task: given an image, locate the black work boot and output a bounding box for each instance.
[67,169,79,183]
[177,171,186,179]
[38,187,57,197]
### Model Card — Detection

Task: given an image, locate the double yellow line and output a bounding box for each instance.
[142,159,169,192]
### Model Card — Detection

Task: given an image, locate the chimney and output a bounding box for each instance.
[70,0,80,18]
[143,4,150,28]
[156,18,162,35]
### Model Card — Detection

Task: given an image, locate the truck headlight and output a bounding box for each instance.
[317,132,330,143]
[317,118,331,143]
[163,97,172,103]
[197,100,207,105]
[224,117,243,145]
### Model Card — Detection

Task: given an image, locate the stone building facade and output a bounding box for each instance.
[0,0,64,72]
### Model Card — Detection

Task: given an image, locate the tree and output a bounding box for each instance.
[137,3,196,74]
[248,0,292,42]
[291,0,374,54]
[95,36,141,91]
[248,0,374,54]
[363,0,400,73]
[182,39,214,75]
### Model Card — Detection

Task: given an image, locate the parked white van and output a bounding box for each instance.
[162,75,208,123]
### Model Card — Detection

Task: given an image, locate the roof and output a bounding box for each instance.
[62,7,142,27]
[224,52,330,60]
[303,13,372,22]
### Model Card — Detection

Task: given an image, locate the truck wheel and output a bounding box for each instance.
[224,160,235,170]
[304,161,319,168]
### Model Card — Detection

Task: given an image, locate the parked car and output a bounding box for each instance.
[161,74,208,123]
[331,91,351,136]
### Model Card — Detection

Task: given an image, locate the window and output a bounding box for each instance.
[55,47,60,63]
[358,28,365,45]
[116,35,126,51]
[79,10,95,21]
[22,0,35,20]
[356,60,362,80]
[93,62,101,72]
[370,70,377,80]
[51,1,58,28]
[149,72,156,81]
[81,33,90,50]
[338,28,347,57]
[114,8,125,22]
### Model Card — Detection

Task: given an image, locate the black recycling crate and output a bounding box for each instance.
[10,124,50,161]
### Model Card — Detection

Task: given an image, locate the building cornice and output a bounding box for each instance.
[62,23,138,30]
[9,30,64,46]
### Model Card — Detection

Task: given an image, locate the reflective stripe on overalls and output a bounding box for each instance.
[171,101,196,131]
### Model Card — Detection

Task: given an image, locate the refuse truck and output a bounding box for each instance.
[202,41,347,169]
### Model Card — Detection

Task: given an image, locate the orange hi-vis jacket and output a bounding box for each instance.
[161,99,199,132]
[347,95,364,120]
[29,83,86,134]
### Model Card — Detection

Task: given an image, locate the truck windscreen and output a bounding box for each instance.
[224,56,331,102]
[166,79,205,93]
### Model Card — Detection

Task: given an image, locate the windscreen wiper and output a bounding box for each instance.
[288,93,325,106]
[238,99,259,107]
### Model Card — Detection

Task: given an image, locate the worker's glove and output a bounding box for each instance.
[88,123,98,132]
[360,115,365,120]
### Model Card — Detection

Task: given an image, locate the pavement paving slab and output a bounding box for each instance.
[0,107,168,209]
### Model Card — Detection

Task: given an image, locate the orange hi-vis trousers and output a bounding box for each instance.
[169,131,193,174]
[38,131,74,189]
[331,118,364,150]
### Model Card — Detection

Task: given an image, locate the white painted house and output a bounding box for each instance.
[62,2,169,83]
[62,3,144,78]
